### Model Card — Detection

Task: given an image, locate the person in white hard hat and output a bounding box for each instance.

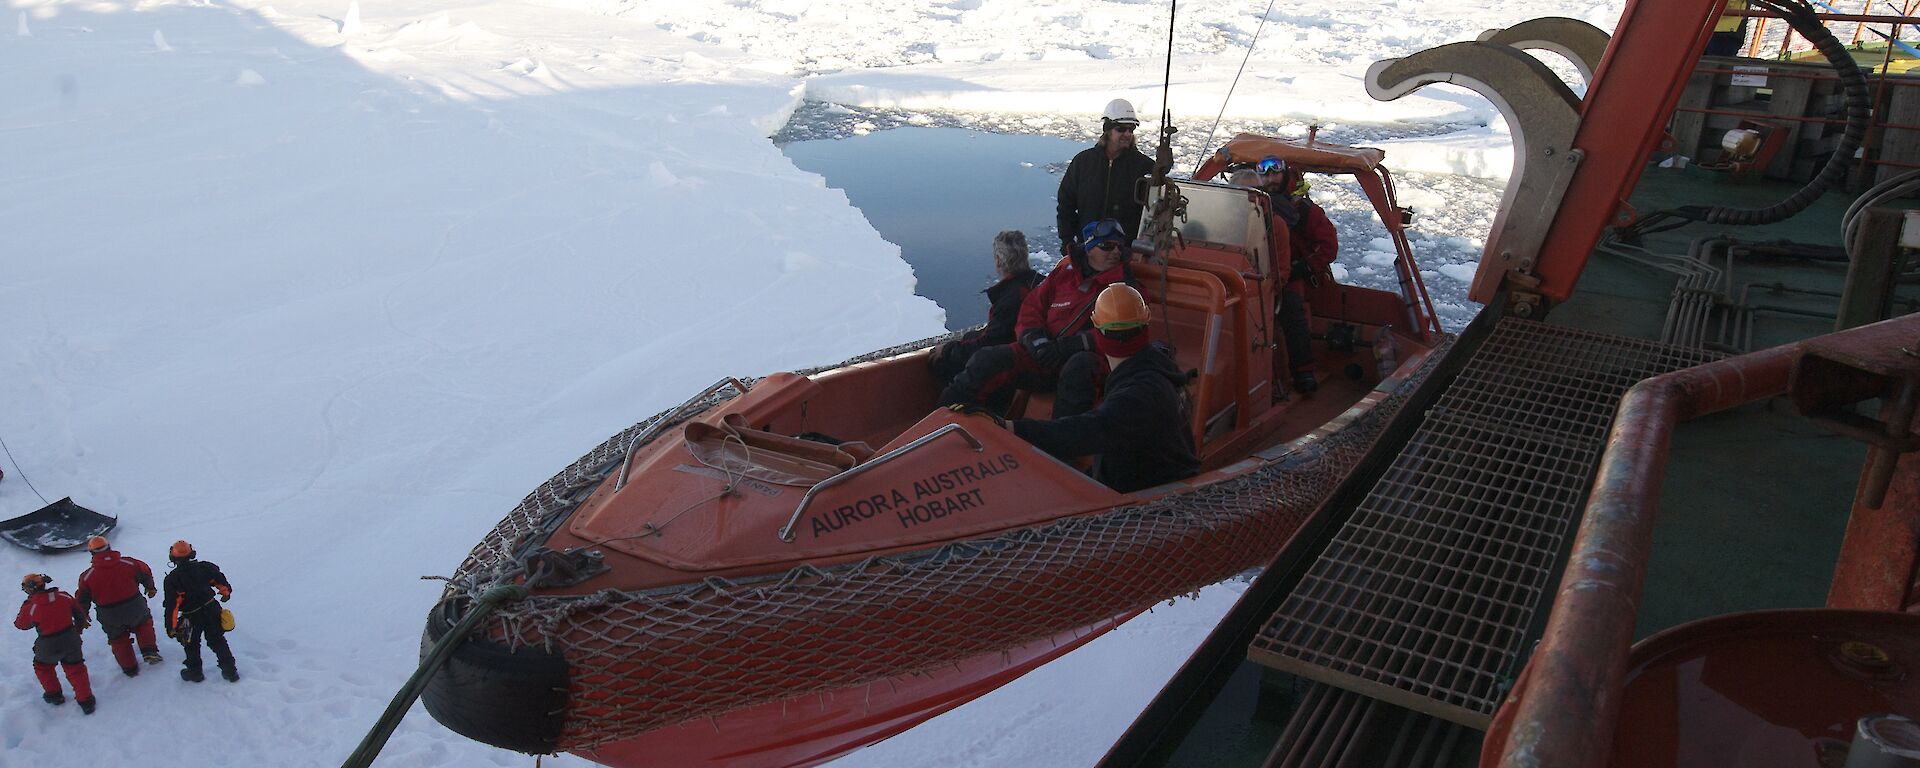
[1055,98,1154,259]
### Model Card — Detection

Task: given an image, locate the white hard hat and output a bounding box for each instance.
[1102,98,1140,126]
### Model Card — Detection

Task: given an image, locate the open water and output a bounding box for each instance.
[783,126,1088,330]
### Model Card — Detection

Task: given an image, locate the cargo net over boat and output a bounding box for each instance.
[436,333,1452,750]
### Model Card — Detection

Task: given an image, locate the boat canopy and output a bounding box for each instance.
[1194,133,1388,178]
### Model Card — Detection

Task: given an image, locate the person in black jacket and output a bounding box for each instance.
[1011,285,1199,493]
[1056,99,1155,256]
[162,540,238,683]
[929,230,1044,383]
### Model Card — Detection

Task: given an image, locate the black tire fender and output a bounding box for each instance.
[419,598,570,754]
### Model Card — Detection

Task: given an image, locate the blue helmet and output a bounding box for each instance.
[1079,219,1127,249]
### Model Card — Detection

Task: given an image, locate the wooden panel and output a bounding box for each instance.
[1879,79,1920,185]
[1671,70,1716,161]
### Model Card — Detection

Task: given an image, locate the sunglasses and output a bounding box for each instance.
[1096,324,1145,340]
[1089,241,1122,252]
[1257,156,1283,174]
[1111,125,1137,134]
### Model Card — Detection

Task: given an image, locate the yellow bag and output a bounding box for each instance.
[219,608,235,632]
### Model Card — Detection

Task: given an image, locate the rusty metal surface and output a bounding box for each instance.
[1488,312,1920,768]
[1827,405,1920,610]
[1608,610,1920,768]
[1249,318,1715,727]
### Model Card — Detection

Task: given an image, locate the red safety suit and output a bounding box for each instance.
[77,548,162,672]
[14,589,94,702]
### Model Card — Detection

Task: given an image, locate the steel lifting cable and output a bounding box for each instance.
[340,582,528,768]
[1161,0,1177,125]
[1194,0,1281,175]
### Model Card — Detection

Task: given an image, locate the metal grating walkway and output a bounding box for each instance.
[1248,318,1718,727]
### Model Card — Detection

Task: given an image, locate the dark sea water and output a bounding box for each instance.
[783,127,1087,330]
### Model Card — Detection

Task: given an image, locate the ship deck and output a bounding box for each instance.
[1098,165,1915,767]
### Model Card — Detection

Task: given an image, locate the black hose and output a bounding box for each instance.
[1622,0,1873,237]
[340,583,529,768]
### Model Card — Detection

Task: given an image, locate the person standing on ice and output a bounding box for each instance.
[937,219,1136,415]
[162,540,238,682]
[75,536,164,677]
[1010,284,1199,493]
[15,573,97,713]
[1056,98,1154,256]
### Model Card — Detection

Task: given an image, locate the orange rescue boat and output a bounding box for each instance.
[421,134,1451,768]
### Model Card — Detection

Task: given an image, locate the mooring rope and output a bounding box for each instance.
[0,429,51,505]
[340,582,529,768]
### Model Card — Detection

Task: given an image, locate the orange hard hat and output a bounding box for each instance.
[20,573,50,594]
[1092,284,1150,332]
[86,536,110,553]
[170,540,194,558]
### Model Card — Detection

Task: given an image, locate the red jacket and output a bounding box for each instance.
[1015,256,1131,340]
[14,590,84,636]
[76,549,156,610]
[1282,199,1339,283]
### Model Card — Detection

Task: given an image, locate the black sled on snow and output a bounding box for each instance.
[0,497,116,553]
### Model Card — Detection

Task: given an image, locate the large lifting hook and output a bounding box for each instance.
[1138,109,1186,266]
[1365,17,1609,316]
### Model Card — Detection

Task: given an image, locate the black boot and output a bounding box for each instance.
[1292,370,1319,394]
[76,697,96,715]
[42,691,64,706]
[122,665,140,678]
[181,668,204,683]
[220,665,239,683]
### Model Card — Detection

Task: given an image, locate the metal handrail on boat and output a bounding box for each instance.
[1488,313,1920,768]
[776,422,985,542]
[614,377,750,490]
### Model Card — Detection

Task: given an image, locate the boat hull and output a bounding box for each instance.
[424,333,1451,763]
[576,611,1137,768]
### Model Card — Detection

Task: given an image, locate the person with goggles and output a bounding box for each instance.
[937,218,1137,416]
[1253,155,1340,394]
[1055,98,1155,259]
[1009,284,1199,493]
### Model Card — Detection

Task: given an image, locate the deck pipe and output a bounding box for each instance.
[1490,312,1920,768]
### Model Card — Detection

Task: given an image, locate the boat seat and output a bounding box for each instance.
[683,413,874,487]
[1004,389,1058,421]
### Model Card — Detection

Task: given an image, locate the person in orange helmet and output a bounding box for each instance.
[162,540,237,683]
[1009,284,1199,493]
[75,536,164,676]
[14,573,97,713]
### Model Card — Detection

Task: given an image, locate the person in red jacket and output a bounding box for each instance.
[937,218,1136,418]
[14,573,96,713]
[75,536,164,677]
[1256,156,1339,394]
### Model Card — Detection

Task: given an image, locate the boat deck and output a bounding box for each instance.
[1098,165,1913,767]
